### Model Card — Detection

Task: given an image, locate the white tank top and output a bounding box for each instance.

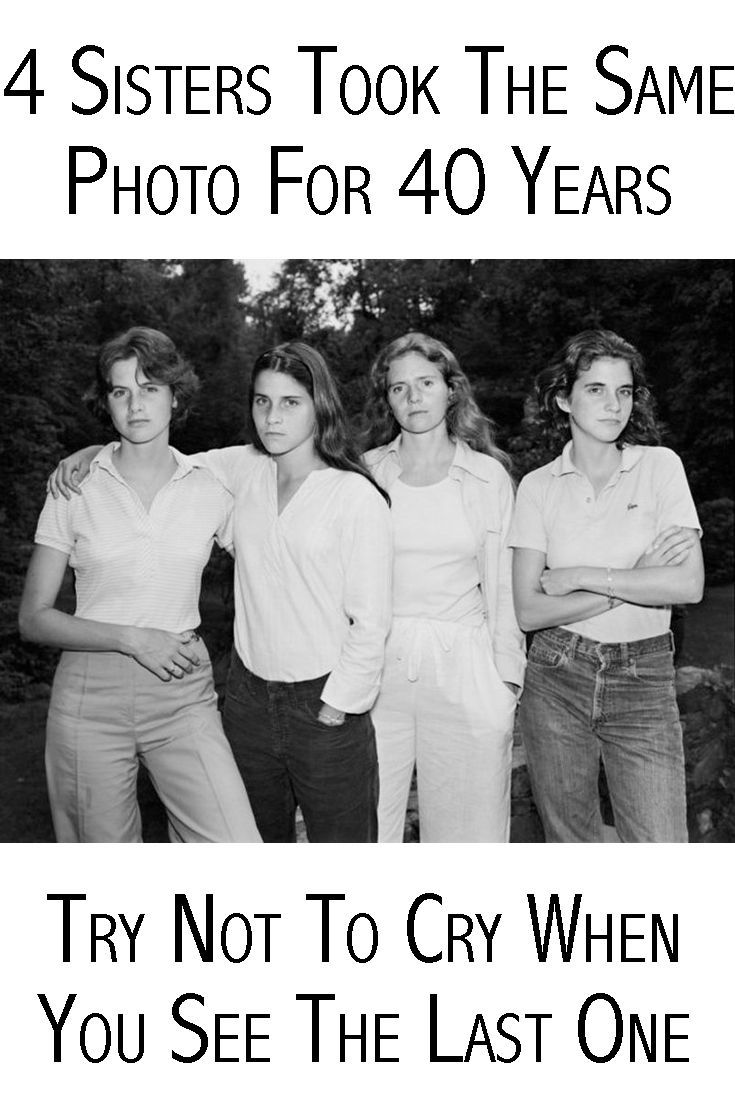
[390,477,484,623]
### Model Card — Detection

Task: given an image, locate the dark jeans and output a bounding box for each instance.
[518,627,687,843]
[223,652,378,842]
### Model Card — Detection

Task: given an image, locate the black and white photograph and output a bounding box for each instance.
[2,259,732,844]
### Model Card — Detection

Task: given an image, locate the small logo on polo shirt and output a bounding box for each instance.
[627,503,638,510]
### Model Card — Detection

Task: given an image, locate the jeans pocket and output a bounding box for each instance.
[630,651,674,684]
[294,676,335,725]
[528,639,568,669]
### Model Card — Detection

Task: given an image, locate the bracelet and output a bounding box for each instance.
[606,566,615,609]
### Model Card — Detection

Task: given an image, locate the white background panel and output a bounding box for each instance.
[0,0,733,257]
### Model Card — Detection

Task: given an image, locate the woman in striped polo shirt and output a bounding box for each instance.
[19,327,261,843]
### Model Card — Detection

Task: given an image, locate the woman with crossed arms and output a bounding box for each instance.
[509,330,703,843]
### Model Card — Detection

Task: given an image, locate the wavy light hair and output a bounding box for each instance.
[364,332,511,470]
[529,329,661,449]
[248,341,390,504]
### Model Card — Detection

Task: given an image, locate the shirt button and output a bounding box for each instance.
[585,497,591,503]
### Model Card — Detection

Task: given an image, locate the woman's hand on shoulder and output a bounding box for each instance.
[125,628,201,682]
[47,445,103,499]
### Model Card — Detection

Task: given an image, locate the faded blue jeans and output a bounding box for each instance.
[518,627,687,843]
[223,651,378,842]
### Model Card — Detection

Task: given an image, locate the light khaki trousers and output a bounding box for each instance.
[46,639,261,843]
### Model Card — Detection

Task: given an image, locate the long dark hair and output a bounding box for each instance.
[530,329,661,449]
[248,341,390,505]
[364,331,511,471]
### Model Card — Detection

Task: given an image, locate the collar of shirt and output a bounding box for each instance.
[366,435,494,487]
[551,440,645,485]
[91,442,210,485]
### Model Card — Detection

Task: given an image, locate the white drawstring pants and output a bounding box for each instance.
[373,617,516,842]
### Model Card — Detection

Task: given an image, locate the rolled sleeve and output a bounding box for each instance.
[321,487,393,714]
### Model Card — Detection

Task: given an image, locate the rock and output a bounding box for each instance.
[676,665,725,696]
[681,668,734,842]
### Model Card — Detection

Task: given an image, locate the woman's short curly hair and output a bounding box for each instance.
[529,329,661,449]
[84,326,200,429]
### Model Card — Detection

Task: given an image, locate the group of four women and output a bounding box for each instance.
[19,324,704,844]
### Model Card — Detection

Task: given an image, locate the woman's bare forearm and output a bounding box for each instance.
[19,604,137,655]
[573,564,704,606]
[515,590,621,633]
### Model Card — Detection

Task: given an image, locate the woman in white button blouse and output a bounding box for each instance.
[201,343,393,842]
[19,327,261,843]
[363,332,526,842]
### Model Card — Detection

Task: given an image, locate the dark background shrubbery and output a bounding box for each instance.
[698,499,735,585]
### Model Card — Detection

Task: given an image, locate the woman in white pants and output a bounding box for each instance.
[363,333,525,842]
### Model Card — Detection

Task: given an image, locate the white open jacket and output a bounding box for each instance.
[363,437,526,689]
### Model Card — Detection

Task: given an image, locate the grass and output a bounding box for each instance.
[1,584,732,843]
